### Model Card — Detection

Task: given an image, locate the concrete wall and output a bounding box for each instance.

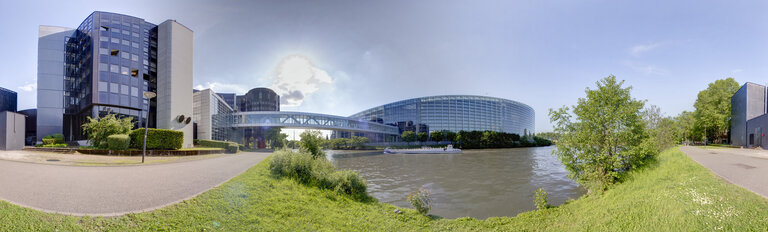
[37,26,73,142]
[193,89,212,140]
[0,111,26,150]
[746,114,768,148]
[157,20,194,148]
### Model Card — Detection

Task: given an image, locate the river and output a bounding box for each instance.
[328,146,585,219]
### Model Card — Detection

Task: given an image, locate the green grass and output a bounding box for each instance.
[1,147,768,231]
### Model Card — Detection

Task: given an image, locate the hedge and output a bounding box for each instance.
[107,134,131,150]
[194,139,239,153]
[130,128,183,150]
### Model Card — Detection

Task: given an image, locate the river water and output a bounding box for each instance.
[328,146,585,219]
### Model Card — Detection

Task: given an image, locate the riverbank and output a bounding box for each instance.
[1,147,767,230]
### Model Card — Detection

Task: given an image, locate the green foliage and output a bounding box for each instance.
[264,127,288,149]
[549,75,655,193]
[81,114,134,149]
[534,187,549,210]
[417,132,428,143]
[429,131,444,142]
[129,128,183,150]
[456,130,536,149]
[693,78,740,143]
[407,188,432,216]
[401,131,417,142]
[299,130,326,159]
[444,130,458,143]
[195,139,239,153]
[106,134,131,150]
[42,133,65,145]
[269,149,368,200]
[36,143,67,148]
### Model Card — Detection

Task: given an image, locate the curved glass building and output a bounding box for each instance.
[350,95,535,135]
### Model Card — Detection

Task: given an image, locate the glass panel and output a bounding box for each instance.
[110,83,119,93]
[110,64,119,73]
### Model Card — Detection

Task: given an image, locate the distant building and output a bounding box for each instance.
[731,82,768,148]
[193,89,234,141]
[350,95,534,136]
[236,88,280,112]
[37,11,194,147]
[0,87,17,113]
[216,93,236,109]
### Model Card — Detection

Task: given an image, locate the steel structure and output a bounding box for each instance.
[232,111,399,135]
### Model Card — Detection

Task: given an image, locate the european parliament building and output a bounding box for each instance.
[350,95,535,136]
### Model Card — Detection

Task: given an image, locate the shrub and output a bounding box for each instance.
[40,143,67,148]
[81,114,134,149]
[42,133,65,145]
[407,188,433,216]
[299,130,326,159]
[106,134,131,150]
[196,139,239,153]
[534,187,550,210]
[129,128,183,150]
[270,149,369,200]
[328,170,367,198]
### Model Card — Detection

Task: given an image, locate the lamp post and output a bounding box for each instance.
[142,91,157,163]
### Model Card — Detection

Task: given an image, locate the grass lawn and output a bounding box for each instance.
[1,147,768,231]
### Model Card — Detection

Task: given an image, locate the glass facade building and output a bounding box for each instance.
[350,95,535,136]
[193,89,234,141]
[0,87,17,113]
[61,11,158,140]
[236,88,280,112]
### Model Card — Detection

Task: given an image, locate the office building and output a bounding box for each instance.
[0,87,17,113]
[37,11,194,147]
[731,82,768,147]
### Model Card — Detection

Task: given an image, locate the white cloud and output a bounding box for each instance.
[194,82,250,94]
[630,42,662,56]
[270,55,333,107]
[18,83,36,92]
[623,61,668,75]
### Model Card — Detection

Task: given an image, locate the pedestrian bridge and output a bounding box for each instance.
[231,111,399,135]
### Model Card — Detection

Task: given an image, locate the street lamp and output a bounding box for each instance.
[142,91,157,163]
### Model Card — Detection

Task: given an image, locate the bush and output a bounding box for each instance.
[196,139,239,153]
[42,133,65,145]
[81,114,133,149]
[106,134,131,150]
[129,128,183,150]
[270,149,369,200]
[38,143,67,148]
[534,187,550,210]
[407,188,433,216]
[299,131,326,159]
[328,170,368,198]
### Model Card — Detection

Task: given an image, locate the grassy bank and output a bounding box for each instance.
[1,147,768,230]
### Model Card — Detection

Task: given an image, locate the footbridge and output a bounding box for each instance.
[231,111,399,135]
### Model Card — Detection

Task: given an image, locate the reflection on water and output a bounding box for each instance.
[329,146,585,219]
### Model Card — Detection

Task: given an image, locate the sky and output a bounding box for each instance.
[1,0,767,133]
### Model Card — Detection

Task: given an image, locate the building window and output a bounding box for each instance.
[100,26,109,31]
[110,64,119,73]
[121,85,129,95]
[121,52,129,59]
[131,54,138,62]
[98,81,108,92]
[99,36,109,42]
[121,67,129,75]
[131,69,139,77]
[98,63,108,72]
[132,42,139,48]
[110,83,119,93]
[110,49,119,56]
[111,38,120,44]
[122,40,130,46]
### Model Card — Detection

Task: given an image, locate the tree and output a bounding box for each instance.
[417,132,428,143]
[82,114,134,149]
[350,136,369,149]
[444,131,457,143]
[675,111,696,143]
[549,75,656,193]
[430,131,444,142]
[299,130,325,159]
[265,127,288,149]
[693,78,740,143]
[401,131,417,142]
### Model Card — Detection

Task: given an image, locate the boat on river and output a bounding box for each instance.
[384,145,462,154]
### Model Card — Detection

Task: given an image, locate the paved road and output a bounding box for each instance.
[680,146,768,198]
[0,152,270,216]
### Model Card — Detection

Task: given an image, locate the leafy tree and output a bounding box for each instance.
[401,131,417,142]
[549,75,656,193]
[674,111,696,143]
[299,130,326,159]
[429,131,444,142]
[693,78,740,143]
[444,131,457,143]
[350,136,369,149]
[417,132,428,143]
[81,114,134,148]
[264,127,288,149]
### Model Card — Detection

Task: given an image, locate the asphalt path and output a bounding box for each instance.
[0,152,270,216]
[680,146,768,198]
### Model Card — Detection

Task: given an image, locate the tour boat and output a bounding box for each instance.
[384,144,462,154]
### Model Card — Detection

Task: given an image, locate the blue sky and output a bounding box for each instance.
[1,0,767,132]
